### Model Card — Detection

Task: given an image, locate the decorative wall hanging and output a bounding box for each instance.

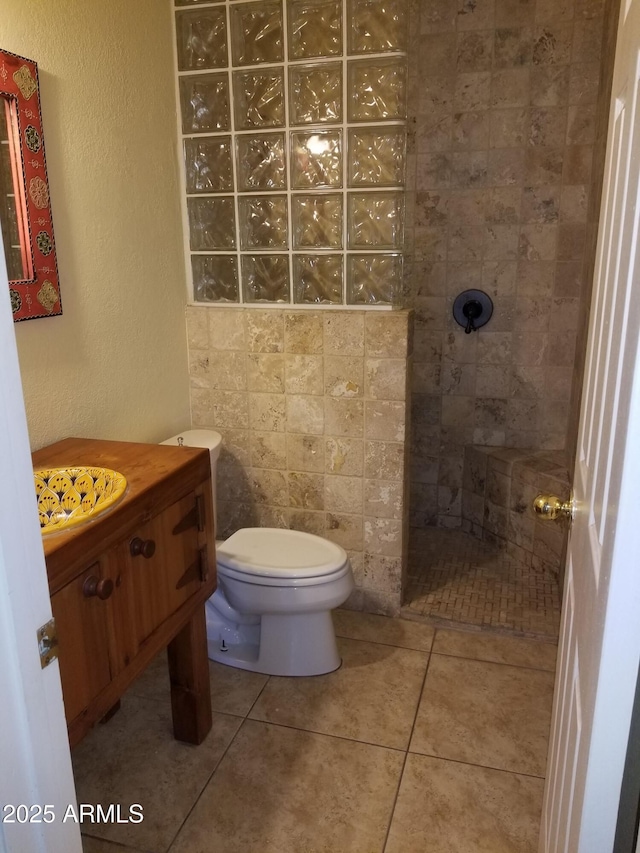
[0,48,61,321]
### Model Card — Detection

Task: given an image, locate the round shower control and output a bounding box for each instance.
[453,289,494,334]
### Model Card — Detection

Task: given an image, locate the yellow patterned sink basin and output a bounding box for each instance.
[35,467,127,535]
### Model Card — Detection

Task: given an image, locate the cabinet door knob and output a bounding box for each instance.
[83,576,114,600]
[130,537,156,559]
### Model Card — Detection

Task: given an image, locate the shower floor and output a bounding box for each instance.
[403,528,561,642]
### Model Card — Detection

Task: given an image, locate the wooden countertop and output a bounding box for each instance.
[33,437,211,593]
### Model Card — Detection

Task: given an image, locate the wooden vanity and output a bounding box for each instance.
[33,437,216,748]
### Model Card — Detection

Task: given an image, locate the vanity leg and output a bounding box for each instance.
[167,607,212,744]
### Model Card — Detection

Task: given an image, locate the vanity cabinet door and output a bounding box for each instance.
[126,488,211,647]
[51,562,113,724]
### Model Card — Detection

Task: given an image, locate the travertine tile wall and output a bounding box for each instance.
[404,0,606,532]
[566,0,619,466]
[461,445,570,573]
[186,306,412,616]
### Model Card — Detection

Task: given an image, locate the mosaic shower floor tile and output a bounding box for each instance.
[404,528,561,641]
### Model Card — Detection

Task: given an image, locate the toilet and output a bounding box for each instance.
[161,430,354,676]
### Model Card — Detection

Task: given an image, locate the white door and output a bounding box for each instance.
[540,2,640,850]
[0,240,81,849]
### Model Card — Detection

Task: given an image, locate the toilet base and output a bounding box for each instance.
[206,591,342,676]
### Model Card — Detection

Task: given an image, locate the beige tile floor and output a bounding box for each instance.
[75,611,557,853]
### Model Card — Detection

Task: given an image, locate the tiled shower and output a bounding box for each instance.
[404,0,606,524]
[399,0,615,636]
[176,0,616,636]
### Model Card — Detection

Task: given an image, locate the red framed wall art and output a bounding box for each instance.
[0,48,61,321]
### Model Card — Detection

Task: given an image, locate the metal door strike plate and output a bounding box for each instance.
[37,618,58,668]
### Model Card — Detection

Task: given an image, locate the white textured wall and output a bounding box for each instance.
[0,0,190,449]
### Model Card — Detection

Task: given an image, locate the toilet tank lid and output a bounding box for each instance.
[161,430,222,454]
[217,528,348,578]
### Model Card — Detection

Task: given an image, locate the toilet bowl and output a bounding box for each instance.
[161,431,354,676]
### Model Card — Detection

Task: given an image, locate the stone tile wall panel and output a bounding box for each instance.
[187,307,412,616]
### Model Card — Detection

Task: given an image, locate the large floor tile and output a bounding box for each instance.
[126,651,269,717]
[249,637,428,749]
[206,660,270,716]
[170,720,404,853]
[72,695,241,852]
[410,654,554,776]
[385,754,544,853]
[334,609,435,651]
[433,627,558,671]
[82,837,147,853]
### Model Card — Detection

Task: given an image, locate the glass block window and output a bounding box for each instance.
[174,0,407,307]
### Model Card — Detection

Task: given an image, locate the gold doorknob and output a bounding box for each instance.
[533,494,573,522]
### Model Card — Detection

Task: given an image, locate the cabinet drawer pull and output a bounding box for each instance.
[130,537,156,559]
[83,576,114,600]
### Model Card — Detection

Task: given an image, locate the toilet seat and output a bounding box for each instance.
[216,528,348,583]
[218,560,352,588]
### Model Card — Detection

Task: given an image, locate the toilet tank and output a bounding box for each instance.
[161,429,222,531]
